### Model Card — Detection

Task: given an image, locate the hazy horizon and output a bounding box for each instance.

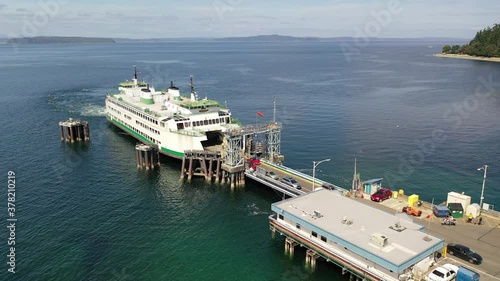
[1,1,498,39]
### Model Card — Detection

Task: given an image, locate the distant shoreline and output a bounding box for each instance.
[7,36,115,44]
[434,53,500,63]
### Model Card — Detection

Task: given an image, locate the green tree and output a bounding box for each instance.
[442,45,451,53]
[442,23,500,58]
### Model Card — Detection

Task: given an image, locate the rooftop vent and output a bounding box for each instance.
[341,216,353,225]
[371,233,388,247]
[389,221,406,232]
[314,210,323,218]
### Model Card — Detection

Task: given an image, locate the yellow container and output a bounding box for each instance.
[399,189,404,195]
[393,191,398,199]
[408,194,419,207]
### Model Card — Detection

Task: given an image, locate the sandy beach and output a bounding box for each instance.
[435,53,500,63]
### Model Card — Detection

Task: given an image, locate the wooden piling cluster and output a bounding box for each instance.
[59,118,90,142]
[284,237,298,256]
[135,143,159,169]
[181,150,222,183]
[180,150,246,188]
[305,249,320,270]
[223,170,246,189]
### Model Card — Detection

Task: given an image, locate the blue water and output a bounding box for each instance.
[1,41,499,280]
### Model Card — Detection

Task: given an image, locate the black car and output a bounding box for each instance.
[447,243,482,264]
[321,183,335,190]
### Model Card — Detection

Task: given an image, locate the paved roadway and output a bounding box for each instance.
[374,197,500,281]
[255,162,500,281]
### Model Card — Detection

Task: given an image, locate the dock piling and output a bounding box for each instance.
[284,237,298,257]
[59,118,90,143]
[135,143,159,170]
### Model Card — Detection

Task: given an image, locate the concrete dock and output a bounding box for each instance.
[373,195,500,281]
[248,160,500,281]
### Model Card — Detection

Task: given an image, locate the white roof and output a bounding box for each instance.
[273,189,443,266]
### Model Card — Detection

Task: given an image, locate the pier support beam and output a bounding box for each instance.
[187,157,193,181]
[215,159,221,184]
[305,249,320,270]
[284,237,298,257]
[208,158,213,182]
[180,156,186,179]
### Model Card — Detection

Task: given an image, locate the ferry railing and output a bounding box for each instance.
[170,128,205,137]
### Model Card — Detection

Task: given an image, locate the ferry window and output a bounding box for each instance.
[321,236,327,242]
[278,214,283,220]
[204,120,208,125]
[296,224,301,229]
[160,122,165,127]
[312,231,317,238]
[216,119,219,123]
[184,122,189,127]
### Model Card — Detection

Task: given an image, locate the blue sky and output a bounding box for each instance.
[1,0,499,38]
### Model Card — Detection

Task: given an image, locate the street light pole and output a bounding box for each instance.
[312,158,331,190]
[477,165,488,211]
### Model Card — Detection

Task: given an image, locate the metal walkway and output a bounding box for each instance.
[244,160,347,197]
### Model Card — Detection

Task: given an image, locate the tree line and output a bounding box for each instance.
[442,24,500,57]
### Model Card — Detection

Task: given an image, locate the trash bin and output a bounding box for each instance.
[433,205,450,217]
[447,203,464,218]
[399,189,404,195]
[408,194,419,207]
[393,191,398,199]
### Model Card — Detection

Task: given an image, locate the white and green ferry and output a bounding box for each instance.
[105,68,240,159]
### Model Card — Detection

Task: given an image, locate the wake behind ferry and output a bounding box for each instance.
[105,67,241,158]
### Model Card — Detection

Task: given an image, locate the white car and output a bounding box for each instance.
[426,264,459,281]
[265,171,278,180]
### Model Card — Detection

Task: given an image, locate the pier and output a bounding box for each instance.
[249,159,500,281]
[107,96,499,280]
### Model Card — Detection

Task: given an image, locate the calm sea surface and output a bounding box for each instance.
[0,41,499,280]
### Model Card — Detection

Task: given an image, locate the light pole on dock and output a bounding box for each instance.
[477,165,488,211]
[312,159,330,190]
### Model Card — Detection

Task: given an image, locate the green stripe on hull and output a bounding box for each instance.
[161,147,184,158]
[107,116,184,158]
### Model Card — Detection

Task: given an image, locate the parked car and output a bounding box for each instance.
[402,206,422,217]
[447,243,483,265]
[426,264,459,281]
[281,176,301,189]
[370,188,392,202]
[265,171,278,180]
[321,183,335,190]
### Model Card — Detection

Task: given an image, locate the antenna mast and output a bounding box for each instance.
[190,75,195,93]
[273,97,276,123]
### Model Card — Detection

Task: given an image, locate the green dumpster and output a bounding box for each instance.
[447,203,464,218]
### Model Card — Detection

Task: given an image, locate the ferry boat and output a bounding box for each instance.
[105,67,240,158]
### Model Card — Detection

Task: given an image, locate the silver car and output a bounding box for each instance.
[281,176,301,189]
